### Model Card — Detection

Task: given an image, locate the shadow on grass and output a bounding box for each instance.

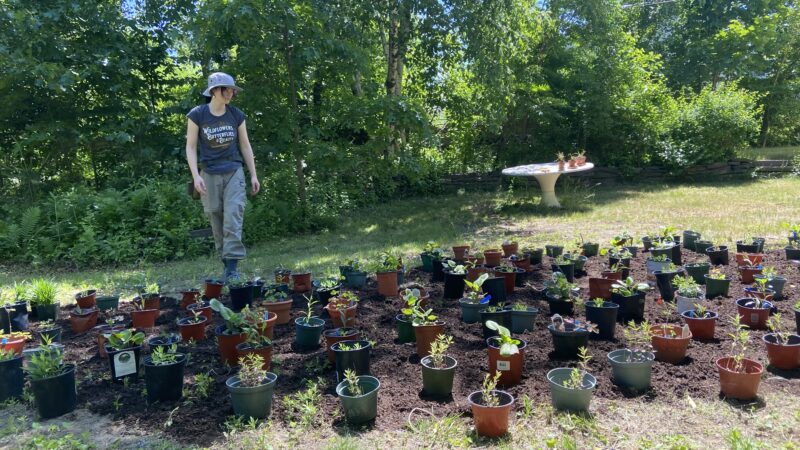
[721,395,768,412]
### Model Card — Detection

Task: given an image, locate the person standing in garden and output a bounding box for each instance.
[185,72,260,282]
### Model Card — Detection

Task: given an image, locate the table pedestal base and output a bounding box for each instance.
[534,172,562,208]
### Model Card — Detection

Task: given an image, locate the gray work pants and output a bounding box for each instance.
[200,167,246,260]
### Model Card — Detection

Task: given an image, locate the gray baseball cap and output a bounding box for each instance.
[202,72,242,97]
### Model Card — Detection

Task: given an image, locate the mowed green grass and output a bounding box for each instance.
[738,145,800,161]
[2,176,800,301]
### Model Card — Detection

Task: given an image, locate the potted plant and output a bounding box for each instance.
[324,327,362,363]
[673,276,705,314]
[650,240,677,264]
[653,263,681,302]
[36,319,62,343]
[294,296,324,350]
[493,263,524,295]
[584,297,619,340]
[325,291,359,328]
[410,304,445,358]
[552,254,576,282]
[94,315,125,358]
[645,254,672,277]
[717,315,763,400]
[509,252,531,271]
[524,247,544,265]
[697,239,716,255]
[467,372,514,438]
[26,344,76,419]
[105,329,145,381]
[548,315,596,358]
[608,321,655,392]
[556,151,566,171]
[343,259,368,288]
[314,275,342,305]
[762,314,800,370]
[336,368,380,424]
[177,309,208,342]
[744,276,775,301]
[204,278,225,299]
[30,279,58,321]
[682,230,701,250]
[483,248,503,267]
[501,239,518,257]
[290,268,312,294]
[736,296,773,330]
[485,320,526,386]
[603,246,632,272]
[650,321,691,364]
[507,302,538,334]
[74,288,97,309]
[468,249,487,267]
[0,330,29,355]
[547,347,596,412]
[737,255,764,284]
[442,260,468,299]
[704,268,731,298]
[784,241,800,260]
[228,279,254,312]
[0,347,23,403]
[226,353,278,419]
[263,290,293,325]
[611,277,650,323]
[459,274,491,324]
[69,306,99,334]
[143,344,187,403]
[683,261,710,285]
[210,299,249,366]
[681,303,718,340]
[236,327,273,370]
[130,296,159,329]
[396,289,420,343]
[736,239,761,253]
[420,241,442,272]
[452,244,471,261]
[374,253,401,297]
[479,303,512,339]
[148,332,180,353]
[753,266,787,300]
[137,282,161,310]
[331,340,372,382]
[179,288,200,310]
[420,334,456,398]
[600,262,624,281]
[544,272,579,316]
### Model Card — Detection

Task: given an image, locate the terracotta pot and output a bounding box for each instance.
[452,245,470,262]
[493,270,516,295]
[716,357,763,400]
[501,242,518,258]
[0,336,25,355]
[487,337,527,387]
[762,334,800,370]
[257,311,278,340]
[178,316,208,342]
[180,290,200,310]
[601,270,623,281]
[265,299,293,325]
[511,255,531,271]
[291,272,312,293]
[735,253,764,267]
[558,161,565,171]
[738,266,763,284]
[236,343,273,370]
[466,265,490,282]
[323,328,361,363]
[568,159,577,168]
[414,322,445,358]
[576,155,587,166]
[130,309,158,329]
[325,303,358,328]
[681,311,718,340]
[743,287,774,301]
[216,326,247,366]
[75,290,97,309]
[736,298,772,330]
[187,302,212,322]
[142,295,161,311]
[466,256,485,266]
[94,324,125,358]
[588,277,616,300]
[483,249,503,267]
[69,309,99,334]
[204,280,224,299]
[468,390,514,438]
[650,324,691,364]
[376,271,399,297]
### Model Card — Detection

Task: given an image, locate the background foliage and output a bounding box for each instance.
[1,0,797,266]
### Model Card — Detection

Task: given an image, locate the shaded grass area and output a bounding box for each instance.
[738,146,800,161]
[3,177,800,300]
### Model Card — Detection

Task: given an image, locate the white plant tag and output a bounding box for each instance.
[114,351,137,377]
[497,360,511,371]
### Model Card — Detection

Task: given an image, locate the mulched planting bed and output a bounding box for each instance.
[30,246,800,445]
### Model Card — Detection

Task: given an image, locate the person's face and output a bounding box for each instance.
[214,86,236,102]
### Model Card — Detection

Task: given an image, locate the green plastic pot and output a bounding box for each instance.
[344,271,368,289]
[294,317,325,350]
[336,375,380,424]
[684,263,710,285]
[508,307,538,334]
[607,349,654,392]
[395,314,416,343]
[420,355,457,398]
[683,231,701,250]
[694,240,713,253]
[95,296,120,311]
[420,253,435,272]
[703,275,730,298]
[226,372,278,419]
[545,245,563,258]
[459,299,486,324]
[547,368,596,412]
[582,243,599,257]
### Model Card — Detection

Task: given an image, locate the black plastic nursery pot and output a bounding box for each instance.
[148,334,181,353]
[144,354,187,403]
[0,356,24,403]
[30,364,77,420]
[703,275,731,298]
[421,355,457,398]
[545,245,564,258]
[481,277,507,305]
[694,240,713,254]
[295,317,325,350]
[229,284,254,312]
[96,295,120,311]
[480,309,512,339]
[584,301,619,339]
[548,325,590,359]
[608,257,631,271]
[332,340,372,382]
[106,345,142,382]
[443,271,467,299]
[514,269,530,287]
[35,303,58,322]
[314,284,341,305]
[552,263,575,282]
[785,246,800,260]
[528,248,544,265]
[683,230,701,250]
[654,270,680,302]
[38,327,62,343]
[684,263,710,285]
[582,243,599,257]
[546,295,575,317]
[649,246,674,261]
[395,314,416,343]
[736,241,760,253]
[432,257,449,282]
[670,243,682,266]
[706,246,729,265]
[611,292,646,323]
[344,271,367,288]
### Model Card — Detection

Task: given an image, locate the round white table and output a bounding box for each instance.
[501,162,594,207]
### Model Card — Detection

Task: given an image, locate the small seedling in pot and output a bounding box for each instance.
[151,344,179,366]
[479,372,503,407]
[708,268,727,280]
[238,353,268,387]
[590,297,605,307]
[409,304,438,326]
[562,346,592,389]
[463,274,490,304]
[343,369,362,396]
[428,334,453,368]
[766,313,791,345]
[511,302,529,311]
[485,320,520,356]
[728,315,751,373]
[622,320,653,362]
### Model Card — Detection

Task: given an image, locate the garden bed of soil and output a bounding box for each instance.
[33,246,800,445]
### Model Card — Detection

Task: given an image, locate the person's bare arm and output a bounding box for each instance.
[185,119,206,195]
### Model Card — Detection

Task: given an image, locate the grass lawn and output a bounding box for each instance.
[1,177,800,449]
[738,146,800,160]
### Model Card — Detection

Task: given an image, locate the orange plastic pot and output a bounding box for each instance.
[0,336,25,355]
[187,302,212,322]
[501,242,518,258]
[257,311,278,340]
[736,298,771,330]
[452,245,470,262]
[494,270,517,295]
[376,271,399,297]
[483,249,503,267]
[216,326,247,366]
[651,324,691,364]
[601,270,623,281]
[95,324,125,358]
[69,309,99,334]
[204,280,224,299]
[180,290,200,309]
[681,311,718,340]
[735,253,764,267]
[716,357,763,400]
[323,328,361,363]
[75,290,97,309]
[468,390,514,438]
[291,272,312,293]
[487,338,526,387]
[236,343,273,370]
[414,322,445,358]
[466,265,490,282]
[511,255,531,270]
[131,309,159,329]
[265,299,293,325]
[178,316,208,342]
[588,277,615,300]
[141,295,161,311]
[325,303,357,328]
[762,334,800,370]
[738,266,763,284]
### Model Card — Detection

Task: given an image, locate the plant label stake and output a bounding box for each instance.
[497,361,510,371]
[114,351,137,377]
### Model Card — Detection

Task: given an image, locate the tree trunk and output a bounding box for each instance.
[282,22,307,212]
[759,104,770,148]
[384,1,411,161]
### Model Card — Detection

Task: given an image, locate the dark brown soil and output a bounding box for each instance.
[36,246,800,444]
